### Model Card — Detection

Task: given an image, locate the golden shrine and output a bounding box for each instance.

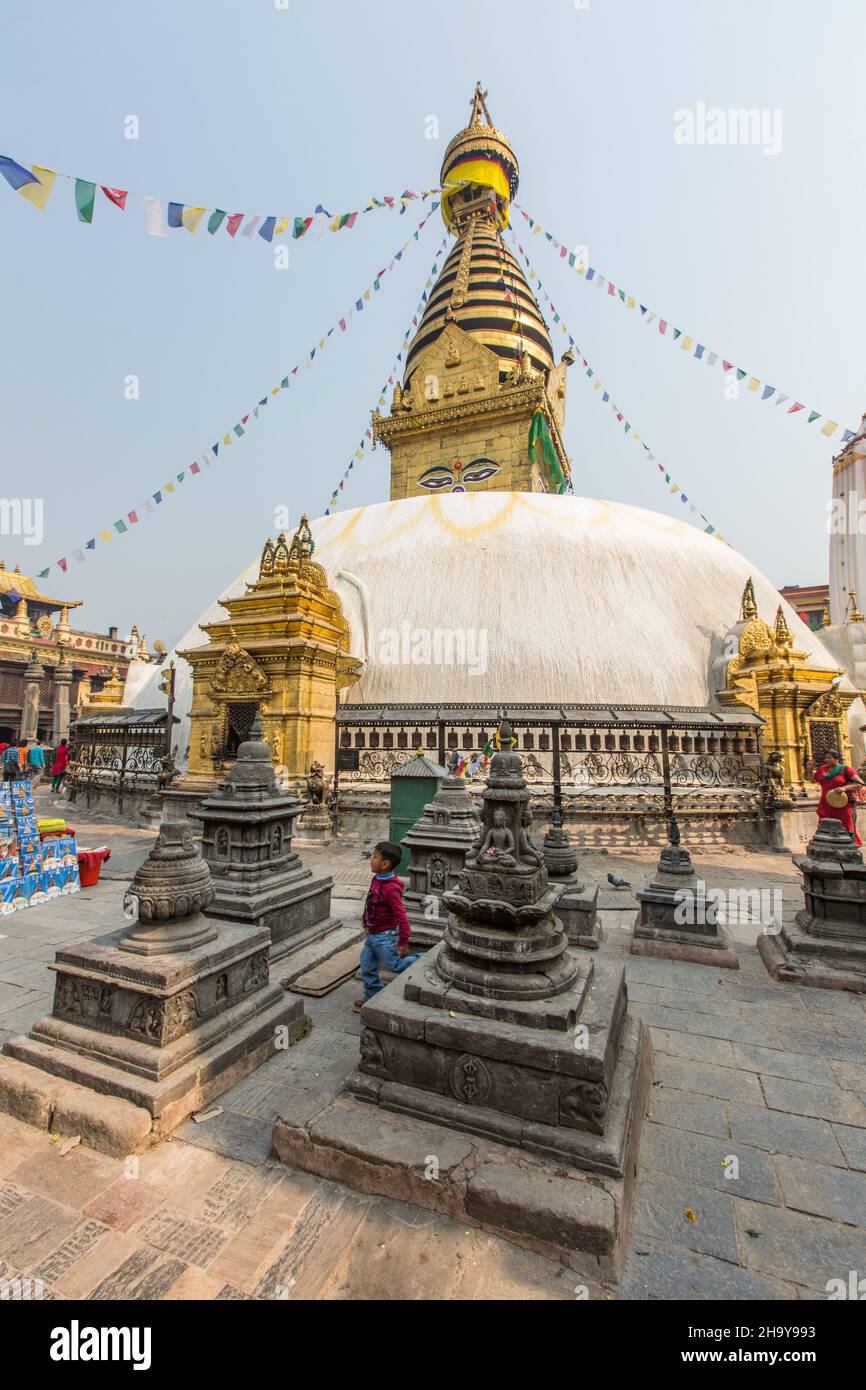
[717,577,858,792]
[178,518,361,793]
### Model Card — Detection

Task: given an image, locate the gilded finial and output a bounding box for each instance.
[821,596,832,627]
[849,591,864,624]
[259,536,275,579]
[773,605,794,653]
[468,82,493,129]
[740,577,758,622]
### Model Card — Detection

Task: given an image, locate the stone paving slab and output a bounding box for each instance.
[0,826,864,1300]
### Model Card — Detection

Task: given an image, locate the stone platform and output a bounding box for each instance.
[5,921,303,1145]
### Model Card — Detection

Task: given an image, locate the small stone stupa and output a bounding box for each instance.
[759,816,866,991]
[632,819,737,968]
[194,711,352,977]
[5,805,302,1143]
[347,721,649,1181]
[542,806,601,950]
[401,775,482,948]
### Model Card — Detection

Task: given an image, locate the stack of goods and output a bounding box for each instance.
[0,779,80,916]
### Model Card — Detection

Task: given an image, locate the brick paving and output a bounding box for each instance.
[1,800,864,1300]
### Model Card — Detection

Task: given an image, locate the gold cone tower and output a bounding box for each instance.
[374,85,572,500]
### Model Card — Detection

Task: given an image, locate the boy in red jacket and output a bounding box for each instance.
[353,840,418,1010]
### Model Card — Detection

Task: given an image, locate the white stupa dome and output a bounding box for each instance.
[135,492,847,762]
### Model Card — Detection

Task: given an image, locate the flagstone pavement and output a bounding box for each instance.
[0,797,864,1300]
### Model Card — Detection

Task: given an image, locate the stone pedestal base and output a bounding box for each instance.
[349,946,644,1179]
[293,807,333,847]
[4,920,304,1141]
[206,868,345,968]
[632,849,738,969]
[555,879,602,950]
[758,914,866,992]
[273,1022,652,1271]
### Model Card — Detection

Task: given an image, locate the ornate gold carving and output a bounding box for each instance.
[208,642,269,698]
[740,577,758,621]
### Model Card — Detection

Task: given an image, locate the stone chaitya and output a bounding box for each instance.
[542,806,601,950]
[759,816,866,992]
[632,819,738,968]
[5,805,303,1141]
[401,775,482,948]
[193,711,352,976]
[347,722,649,1178]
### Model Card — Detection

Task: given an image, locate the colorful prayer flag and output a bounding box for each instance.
[74,179,96,224]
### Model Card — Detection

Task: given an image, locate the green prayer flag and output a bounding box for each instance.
[528,409,567,495]
[807,410,820,424]
[114,519,128,534]
[673,329,682,340]
[74,178,96,223]
[736,368,747,381]
[233,424,244,437]
[208,208,227,234]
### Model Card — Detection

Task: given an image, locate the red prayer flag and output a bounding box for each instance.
[226,212,244,238]
[722,360,733,373]
[58,558,68,573]
[128,510,138,524]
[788,402,805,414]
[190,462,201,475]
[339,318,346,331]
[101,186,128,209]
[659,320,667,334]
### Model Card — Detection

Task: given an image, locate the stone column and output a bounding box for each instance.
[51,652,72,743]
[20,648,43,742]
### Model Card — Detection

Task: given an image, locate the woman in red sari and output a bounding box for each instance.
[809,746,864,845]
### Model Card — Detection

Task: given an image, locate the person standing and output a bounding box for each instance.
[27,738,46,786]
[808,746,864,845]
[50,738,70,793]
[2,743,20,782]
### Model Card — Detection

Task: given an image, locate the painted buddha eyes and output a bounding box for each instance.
[418,459,500,492]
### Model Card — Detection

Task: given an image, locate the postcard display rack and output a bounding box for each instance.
[0,779,80,914]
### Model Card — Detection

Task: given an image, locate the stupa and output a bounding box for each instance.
[133,86,857,858]
[193,710,352,978]
[347,723,647,1179]
[401,774,482,947]
[759,816,866,991]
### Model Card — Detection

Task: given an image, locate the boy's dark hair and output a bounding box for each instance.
[375,840,403,871]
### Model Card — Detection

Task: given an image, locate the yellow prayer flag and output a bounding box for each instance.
[532,224,542,234]
[680,336,693,351]
[670,483,679,493]
[821,419,839,437]
[19,165,57,211]
[165,482,175,494]
[319,338,325,349]
[101,530,112,543]
[363,289,371,301]
[223,433,232,443]
[747,377,760,392]
[271,387,280,395]
[274,217,289,235]
[626,297,636,309]
[182,206,206,234]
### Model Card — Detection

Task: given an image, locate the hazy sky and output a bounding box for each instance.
[2,0,863,649]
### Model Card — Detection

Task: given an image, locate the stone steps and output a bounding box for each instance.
[276,922,364,988]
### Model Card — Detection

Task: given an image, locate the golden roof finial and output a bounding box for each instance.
[740,576,758,622]
[773,605,794,653]
[849,591,864,624]
[468,82,493,130]
[821,596,832,627]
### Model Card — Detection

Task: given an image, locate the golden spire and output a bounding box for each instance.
[821,596,832,627]
[740,577,758,622]
[849,591,864,624]
[773,605,794,654]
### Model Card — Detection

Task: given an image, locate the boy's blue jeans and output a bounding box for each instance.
[360,929,418,999]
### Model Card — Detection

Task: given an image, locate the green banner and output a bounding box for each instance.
[528,410,567,494]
